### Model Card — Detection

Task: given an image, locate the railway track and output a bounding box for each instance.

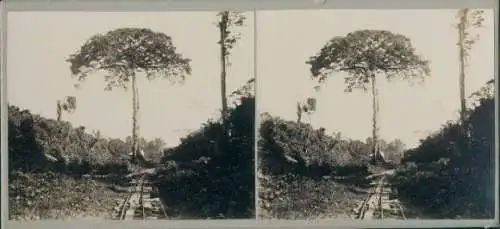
[112,175,169,220]
[355,173,407,220]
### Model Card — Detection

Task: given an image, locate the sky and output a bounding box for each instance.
[7,10,495,150]
[7,11,254,148]
[257,9,495,148]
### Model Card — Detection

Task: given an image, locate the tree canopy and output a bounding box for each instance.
[307,30,431,91]
[456,9,485,62]
[67,28,192,90]
[61,96,77,113]
[217,11,246,57]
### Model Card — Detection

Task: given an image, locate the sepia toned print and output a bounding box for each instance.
[257,9,495,220]
[7,11,255,220]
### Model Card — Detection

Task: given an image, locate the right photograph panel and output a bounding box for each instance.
[256,9,496,220]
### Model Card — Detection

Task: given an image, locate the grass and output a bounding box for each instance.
[8,171,128,220]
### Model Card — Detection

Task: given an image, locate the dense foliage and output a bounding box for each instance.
[10,107,161,177]
[259,116,373,177]
[153,96,255,219]
[9,105,167,176]
[392,93,495,219]
[9,106,126,175]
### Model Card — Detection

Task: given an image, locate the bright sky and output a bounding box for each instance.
[257,9,495,148]
[7,11,254,148]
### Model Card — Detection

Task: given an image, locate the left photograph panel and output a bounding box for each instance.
[7,11,255,220]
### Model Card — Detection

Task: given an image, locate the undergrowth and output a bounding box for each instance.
[9,171,126,220]
[258,172,369,219]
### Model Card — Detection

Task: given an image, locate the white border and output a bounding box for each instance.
[494,0,499,225]
[2,0,499,11]
[2,0,499,228]
[253,9,260,220]
[5,219,500,229]
[2,1,9,229]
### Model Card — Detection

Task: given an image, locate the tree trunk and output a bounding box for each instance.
[131,71,140,157]
[219,12,229,134]
[458,9,468,122]
[56,100,62,122]
[371,73,380,161]
[296,102,302,124]
[136,75,141,153]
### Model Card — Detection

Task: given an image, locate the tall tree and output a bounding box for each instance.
[306,30,430,161]
[216,11,245,134]
[67,28,191,163]
[56,96,77,122]
[456,9,484,121]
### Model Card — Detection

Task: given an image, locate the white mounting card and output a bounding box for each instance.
[1,0,499,229]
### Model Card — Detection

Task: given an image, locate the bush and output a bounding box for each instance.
[393,96,494,219]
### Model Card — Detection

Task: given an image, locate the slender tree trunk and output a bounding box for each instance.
[56,100,62,122]
[136,76,141,153]
[131,71,139,157]
[458,9,468,122]
[296,102,302,124]
[219,12,229,134]
[371,73,380,161]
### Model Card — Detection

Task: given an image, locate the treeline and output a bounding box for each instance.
[392,81,495,219]
[8,105,165,177]
[152,95,255,219]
